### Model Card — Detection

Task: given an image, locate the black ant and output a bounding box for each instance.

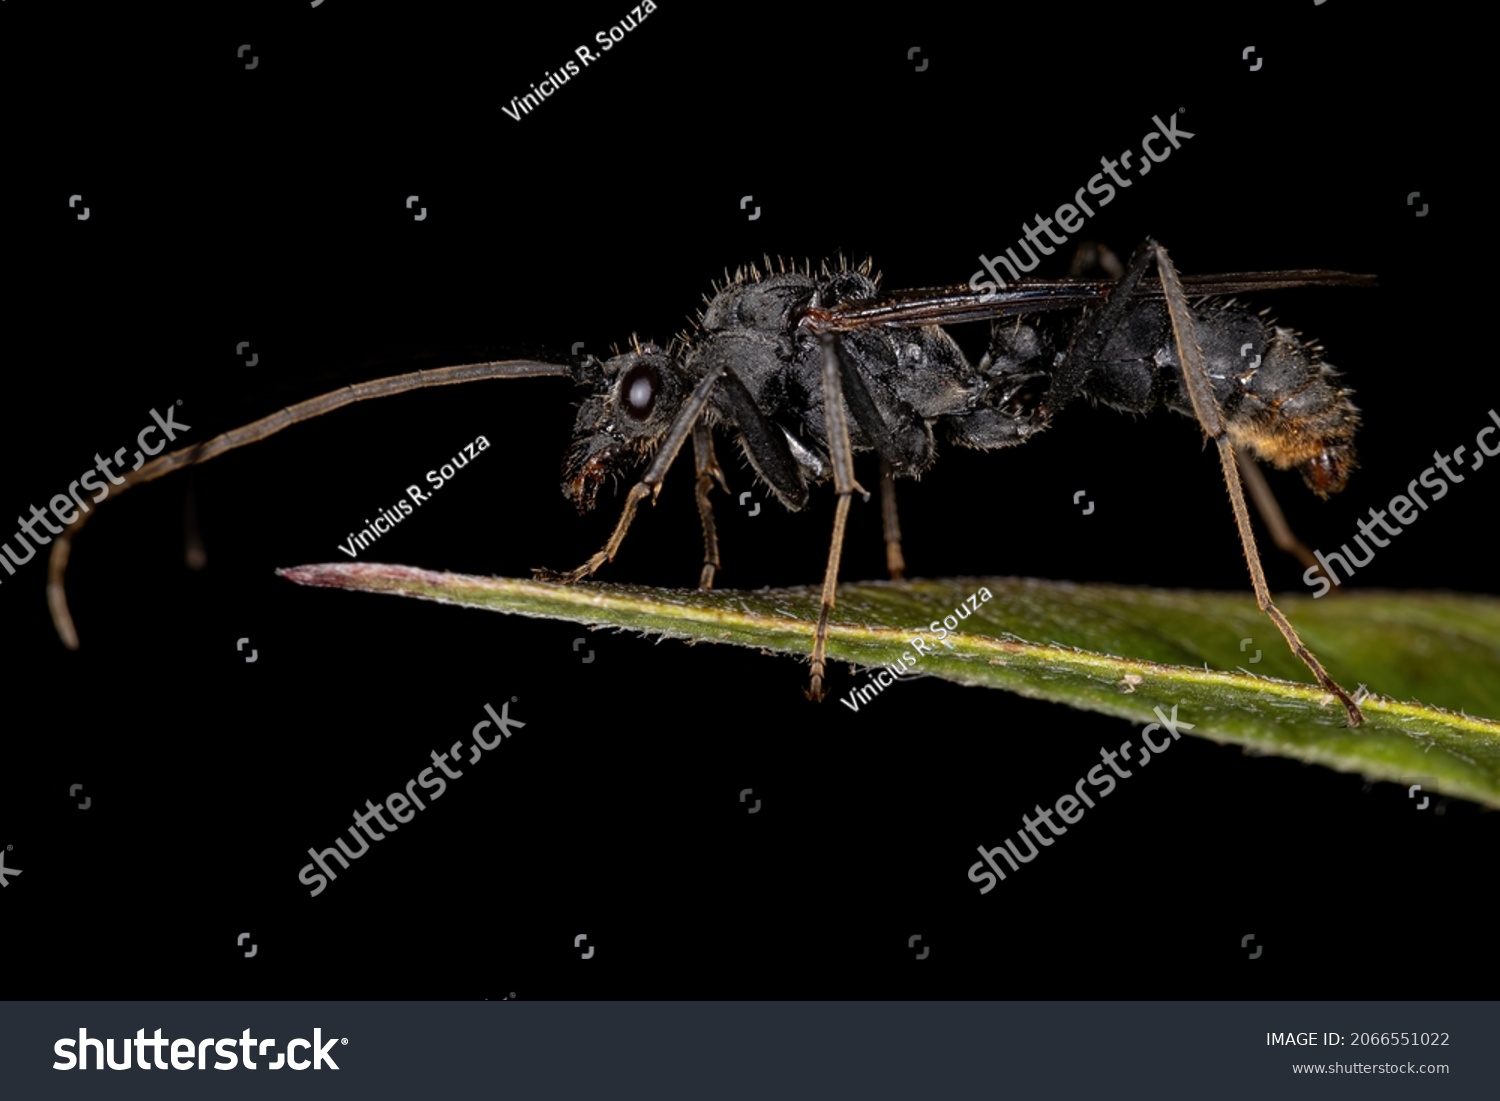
[47,240,1372,724]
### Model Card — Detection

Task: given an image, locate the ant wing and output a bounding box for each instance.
[48,357,580,650]
[805,271,1377,333]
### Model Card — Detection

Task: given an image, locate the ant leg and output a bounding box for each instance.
[548,362,806,585]
[806,333,911,581]
[693,420,728,589]
[827,351,910,580]
[808,332,870,702]
[1234,446,1337,591]
[549,366,729,584]
[878,458,906,580]
[1152,242,1363,726]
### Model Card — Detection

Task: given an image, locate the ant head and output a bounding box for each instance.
[562,342,686,512]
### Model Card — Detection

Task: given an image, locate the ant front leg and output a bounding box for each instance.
[548,367,730,585]
[1149,241,1364,726]
[547,362,804,586]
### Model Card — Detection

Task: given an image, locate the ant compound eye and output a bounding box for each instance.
[622,361,658,420]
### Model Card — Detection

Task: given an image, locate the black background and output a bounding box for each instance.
[4,3,1488,999]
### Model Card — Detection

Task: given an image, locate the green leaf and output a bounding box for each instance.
[278,563,1500,807]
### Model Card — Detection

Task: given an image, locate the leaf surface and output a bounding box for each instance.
[279,564,1500,807]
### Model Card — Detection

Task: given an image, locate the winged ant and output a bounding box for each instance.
[46,239,1373,725]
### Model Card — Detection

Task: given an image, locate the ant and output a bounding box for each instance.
[47,239,1372,724]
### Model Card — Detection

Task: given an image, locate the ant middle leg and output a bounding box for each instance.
[693,420,728,589]
[808,332,870,702]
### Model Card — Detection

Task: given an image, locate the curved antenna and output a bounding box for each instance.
[48,358,575,650]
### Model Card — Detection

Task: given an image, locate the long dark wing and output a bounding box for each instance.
[805,271,1378,332]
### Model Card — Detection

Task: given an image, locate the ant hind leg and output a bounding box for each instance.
[878,458,906,581]
[1234,446,1338,591]
[1151,242,1364,726]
